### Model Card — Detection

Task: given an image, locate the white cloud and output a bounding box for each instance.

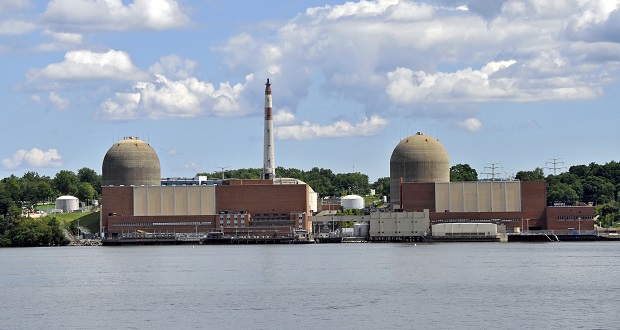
[458,118,482,132]
[2,148,63,169]
[149,55,197,79]
[275,115,389,140]
[31,49,146,81]
[273,109,296,125]
[179,162,201,171]
[386,60,522,104]
[42,29,83,44]
[97,68,255,120]
[0,20,37,35]
[214,0,620,122]
[0,0,29,13]
[41,0,190,31]
[48,92,70,109]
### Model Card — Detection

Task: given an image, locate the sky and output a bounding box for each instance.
[1,0,620,183]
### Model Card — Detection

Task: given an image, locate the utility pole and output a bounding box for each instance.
[216,165,230,180]
[545,158,565,176]
[482,162,503,181]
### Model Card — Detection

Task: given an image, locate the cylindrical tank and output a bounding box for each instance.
[390,132,450,207]
[56,195,79,213]
[102,137,161,186]
[354,222,362,236]
[341,195,364,210]
[359,222,369,238]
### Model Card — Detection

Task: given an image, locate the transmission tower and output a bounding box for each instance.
[482,162,503,181]
[545,158,565,175]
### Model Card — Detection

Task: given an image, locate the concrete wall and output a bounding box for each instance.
[368,210,430,237]
[435,181,522,212]
[401,181,548,231]
[133,186,216,216]
[432,223,498,237]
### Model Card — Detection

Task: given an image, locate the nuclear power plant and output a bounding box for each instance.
[100,79,595,244]
[100,80,316,242]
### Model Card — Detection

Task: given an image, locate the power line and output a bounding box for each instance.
[545,158,566,175]
[482,162,503,181]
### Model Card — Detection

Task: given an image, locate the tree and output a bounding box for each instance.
[2,176,21,203]
[371,177,390,197]
[53,170,79,196]
[76,182,96,203]
[77,167,102,196]
[547,183,579,205]
[36,182,54,203]
[450,164,478,182]
[515,167,545,181]
[582,176,614,204]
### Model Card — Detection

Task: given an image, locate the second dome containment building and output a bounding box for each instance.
[389,132,450,208]
[102,137,161,187]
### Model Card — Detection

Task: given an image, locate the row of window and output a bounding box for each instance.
[432,218,520,223]
[113,221,212,227]
[555,215,594,220]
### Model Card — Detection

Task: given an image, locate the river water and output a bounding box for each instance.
[1,242,619,329]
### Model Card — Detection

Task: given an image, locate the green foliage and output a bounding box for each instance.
[547,183,579,205]
[198,166,371,197]
[546,161,620,205]
[77,167,102,196]
[0,216,69,247]
[516,167,545,181]
[450,164,478,182]
[371,177,390,197]
[76,182,96,202]
[53,170,79,196]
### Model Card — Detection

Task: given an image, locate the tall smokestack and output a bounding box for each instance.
[262,78,275,180]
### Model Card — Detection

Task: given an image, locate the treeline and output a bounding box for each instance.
[0,168,101,218]
[198,166,390,197]
[515,162,620,227]
[0,217,69,247]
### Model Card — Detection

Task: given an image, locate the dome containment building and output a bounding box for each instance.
[102,137,161,186]
[390,132,450,208]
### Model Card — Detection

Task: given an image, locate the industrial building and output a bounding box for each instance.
[100,78,594,242]
[100,80,315,239]
[391,132,595,233]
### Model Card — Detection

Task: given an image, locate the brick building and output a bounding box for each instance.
[101,179,313,238]
[399,181,594,232]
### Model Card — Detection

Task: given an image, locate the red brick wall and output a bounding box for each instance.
[401,182,435,211]
[546,206,595,231]
[101,186,134,233]
[216,184,310,214]
[401,181,550,230]
[520,181,547,222]
[106,215,217,236]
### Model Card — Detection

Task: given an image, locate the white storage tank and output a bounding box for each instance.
[55,195,80,213]
[341,195,364,210]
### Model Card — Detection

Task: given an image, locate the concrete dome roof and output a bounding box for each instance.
[389,132,450,206]
[390,132,449,166]
[102,137,161,186]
